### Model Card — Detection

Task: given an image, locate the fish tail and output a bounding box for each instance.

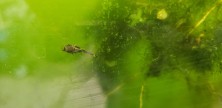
[82,50,96,57]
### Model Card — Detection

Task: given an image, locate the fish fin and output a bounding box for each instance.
[82,50,95,56]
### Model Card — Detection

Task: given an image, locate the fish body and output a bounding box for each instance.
[63,44,95,56]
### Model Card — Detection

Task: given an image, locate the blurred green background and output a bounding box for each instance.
[0,0,100,108]
[1,0,222,108]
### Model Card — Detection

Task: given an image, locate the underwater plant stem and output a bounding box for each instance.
[106,84,123,96]
[188,0,222,35]
[139,85,144,108]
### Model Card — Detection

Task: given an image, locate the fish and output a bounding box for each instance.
[63,44,95,56]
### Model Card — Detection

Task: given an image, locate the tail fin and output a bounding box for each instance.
[81,50,96,57]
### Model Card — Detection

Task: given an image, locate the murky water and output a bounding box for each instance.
[1,0,222,108]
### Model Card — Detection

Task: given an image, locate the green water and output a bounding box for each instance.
[0,0,99,107]
[1,0,222,108]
